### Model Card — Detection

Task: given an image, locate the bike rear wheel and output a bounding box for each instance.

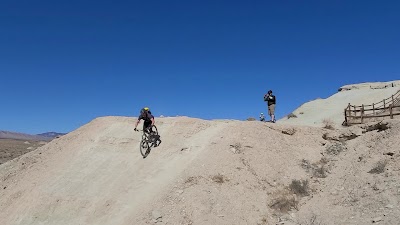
[146,125,158,135]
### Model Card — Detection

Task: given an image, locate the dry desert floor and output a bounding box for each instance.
[0,139,47,165]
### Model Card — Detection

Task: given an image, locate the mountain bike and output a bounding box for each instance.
[136,125,161,158]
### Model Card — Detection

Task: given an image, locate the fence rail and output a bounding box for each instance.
[344,90,400,125]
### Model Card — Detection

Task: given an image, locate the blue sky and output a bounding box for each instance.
[1,0,399,134]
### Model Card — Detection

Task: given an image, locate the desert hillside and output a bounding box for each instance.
[1,116,399,225]
[279,80,400,127]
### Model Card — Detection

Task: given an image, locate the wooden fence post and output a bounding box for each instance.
[390,105,393,119]
[347,103,351,117]
[373,103,375,115]
[361,104,364,123]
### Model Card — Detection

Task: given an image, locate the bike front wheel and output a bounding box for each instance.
[140,139,150,158]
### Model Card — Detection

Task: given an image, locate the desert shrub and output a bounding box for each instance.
[231,143,242,150]
[287,113,297,119]
[246,117,256,121]
[230,143,242,154]
[270,179,312,213]
[319,157,329,164]
[269,190,298,213]
[185,176,198,184]
[301,159,312,171]
[368,160,387,174]
[322,119,335,130]
[184,176,202,187]
[211,174,228,184]
[325,142,346,155]
[289,179,310,197]
[301,159,328,178]
[313,166,328,178]
[314,158,329,178]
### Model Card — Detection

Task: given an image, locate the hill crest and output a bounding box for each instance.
[1,116,399,224]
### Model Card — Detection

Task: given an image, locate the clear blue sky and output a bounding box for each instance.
[1,0,399,134]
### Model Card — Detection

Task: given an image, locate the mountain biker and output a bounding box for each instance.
[134,107,155,133]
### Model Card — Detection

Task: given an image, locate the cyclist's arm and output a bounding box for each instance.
[134,119,141,130]
[151,117,155,126]
[134,115,143,130]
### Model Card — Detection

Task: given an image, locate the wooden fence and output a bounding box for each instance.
[344,90,400,125]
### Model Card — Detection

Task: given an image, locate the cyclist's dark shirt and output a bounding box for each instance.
[138,112,154,122]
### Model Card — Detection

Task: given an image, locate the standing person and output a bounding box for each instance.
[134,107,155,133]
[264,90,276,123]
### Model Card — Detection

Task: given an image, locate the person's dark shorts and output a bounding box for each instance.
[268,104,276,116]
[143,120,152,132]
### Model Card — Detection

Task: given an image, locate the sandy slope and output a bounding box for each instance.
[0,117,227,225]
[1,115,399,225]
[279,81,400,127]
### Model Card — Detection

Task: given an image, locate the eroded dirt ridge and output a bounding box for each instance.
[0,116,399,225]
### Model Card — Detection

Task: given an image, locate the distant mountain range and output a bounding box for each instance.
[0,131,66,141]
[37,132,67,138]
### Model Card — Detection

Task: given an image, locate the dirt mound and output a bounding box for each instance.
[1,116,399,225]
[279,80,400,128]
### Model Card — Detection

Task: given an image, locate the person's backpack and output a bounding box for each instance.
[140,109,152,118]
[264,94,268,101]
